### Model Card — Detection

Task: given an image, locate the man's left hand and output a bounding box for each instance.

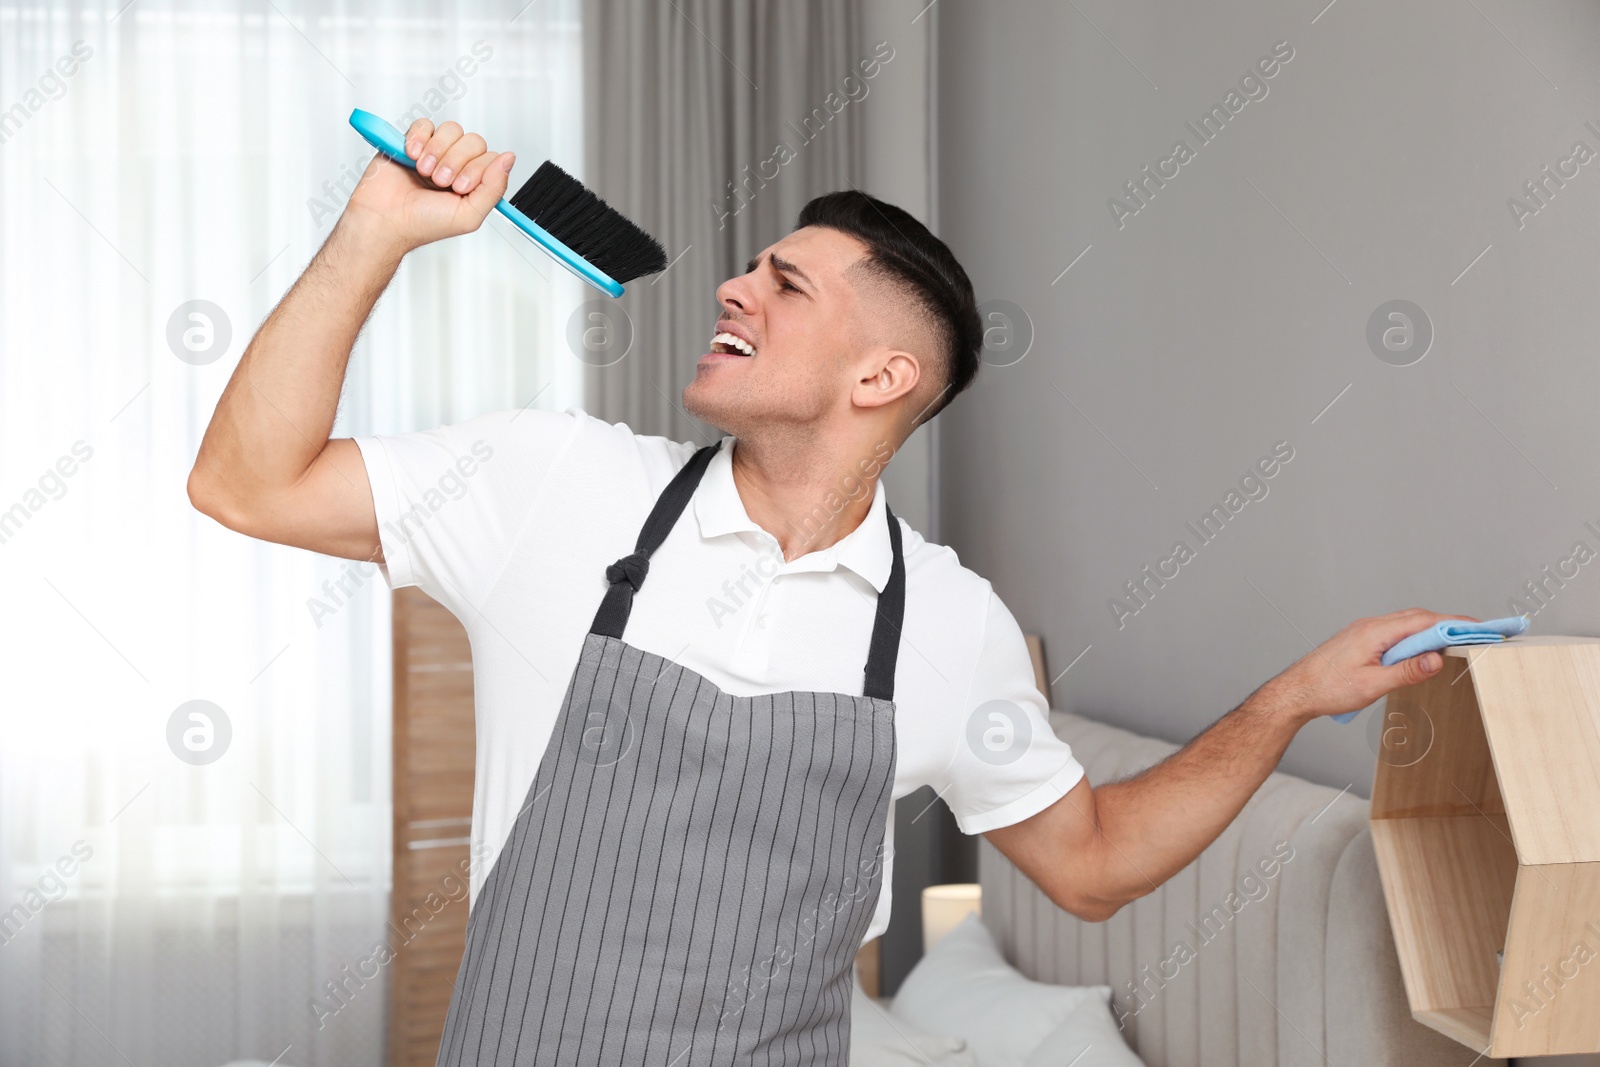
[1260,608,1481,724]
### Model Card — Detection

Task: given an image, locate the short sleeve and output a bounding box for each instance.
[942,591,1087,836]
[353,406,582,617]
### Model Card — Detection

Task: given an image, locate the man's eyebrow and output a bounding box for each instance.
[745,252,813,287]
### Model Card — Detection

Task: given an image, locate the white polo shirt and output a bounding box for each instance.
[355,406,1085,944]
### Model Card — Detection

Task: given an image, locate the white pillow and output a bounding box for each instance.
[889,912,1143,1067]
[1021,992,1145,1067]
[851,979,980,1065]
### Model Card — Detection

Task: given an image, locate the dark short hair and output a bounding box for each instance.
[795,191,981,425]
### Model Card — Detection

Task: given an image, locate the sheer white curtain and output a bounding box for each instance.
[0,3,583,1065]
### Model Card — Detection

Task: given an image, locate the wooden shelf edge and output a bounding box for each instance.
[1412,1006,1493,1051]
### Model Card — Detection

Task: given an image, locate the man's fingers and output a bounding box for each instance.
[1379,606,1481,624]
[1379,607,1438,622]
[1362,610,1479,651]
[433,133,487,188]
[417,120,464,177]
[460,152,515,219]
[451,150,499,195]
[404,118,435,161]
[1381,649,1443,691]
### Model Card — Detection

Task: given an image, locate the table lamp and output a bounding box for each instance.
[921,883,982,952]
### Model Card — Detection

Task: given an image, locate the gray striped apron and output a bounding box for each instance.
[435,439,905,1067]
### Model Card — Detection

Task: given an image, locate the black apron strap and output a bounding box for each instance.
[589,440,722,638]
[862,504,906,702]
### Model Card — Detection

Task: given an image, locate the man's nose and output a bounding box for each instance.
[716,275,753,314]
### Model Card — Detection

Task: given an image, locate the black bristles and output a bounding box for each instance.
[509,161,669,283]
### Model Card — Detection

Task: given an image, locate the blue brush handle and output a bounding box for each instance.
[348,108,624,298]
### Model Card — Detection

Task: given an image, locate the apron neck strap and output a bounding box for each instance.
[861,503,905,702]
[589,440,722,640]
[589,439,907,702]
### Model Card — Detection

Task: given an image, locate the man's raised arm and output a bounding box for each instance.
[186,119,514,561]
[984,607,1476,921]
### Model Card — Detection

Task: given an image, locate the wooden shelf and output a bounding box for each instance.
[1371,636,1600,1058]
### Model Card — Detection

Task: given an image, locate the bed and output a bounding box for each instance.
[867,708,1506,1067]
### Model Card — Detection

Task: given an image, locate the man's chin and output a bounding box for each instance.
[680,382,736,436]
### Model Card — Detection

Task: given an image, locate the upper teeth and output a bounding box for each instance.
[712,331,755,356]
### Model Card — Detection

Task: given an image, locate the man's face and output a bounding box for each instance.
[682,226,873,437]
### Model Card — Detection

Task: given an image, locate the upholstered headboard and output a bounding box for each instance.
[978,710,1505,1067]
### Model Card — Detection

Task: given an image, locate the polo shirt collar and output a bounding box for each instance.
[693,436,894,593]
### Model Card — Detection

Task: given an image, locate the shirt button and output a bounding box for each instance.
[757,614,768,628]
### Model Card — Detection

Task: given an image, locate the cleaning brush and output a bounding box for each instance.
[348,108,667,297]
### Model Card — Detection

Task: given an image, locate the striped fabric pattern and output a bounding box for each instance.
[435,633,899,1067]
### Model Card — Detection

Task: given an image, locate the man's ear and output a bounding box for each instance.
[851,348,920,412]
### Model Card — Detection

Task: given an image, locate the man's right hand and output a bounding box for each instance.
[1258,607,1482,725]
[343,118,516,253]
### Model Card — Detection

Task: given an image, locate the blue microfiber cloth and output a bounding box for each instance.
[1331,614,1531,723]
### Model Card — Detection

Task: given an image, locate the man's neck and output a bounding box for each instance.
[728,434,892,561]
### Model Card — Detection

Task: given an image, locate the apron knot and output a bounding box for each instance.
[605,552,651,591]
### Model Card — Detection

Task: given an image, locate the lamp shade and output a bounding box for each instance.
[921,883,982,952]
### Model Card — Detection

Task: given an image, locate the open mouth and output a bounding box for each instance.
[709,331,756,357]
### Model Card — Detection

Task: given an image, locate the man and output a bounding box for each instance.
[189,119,1469,1064]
